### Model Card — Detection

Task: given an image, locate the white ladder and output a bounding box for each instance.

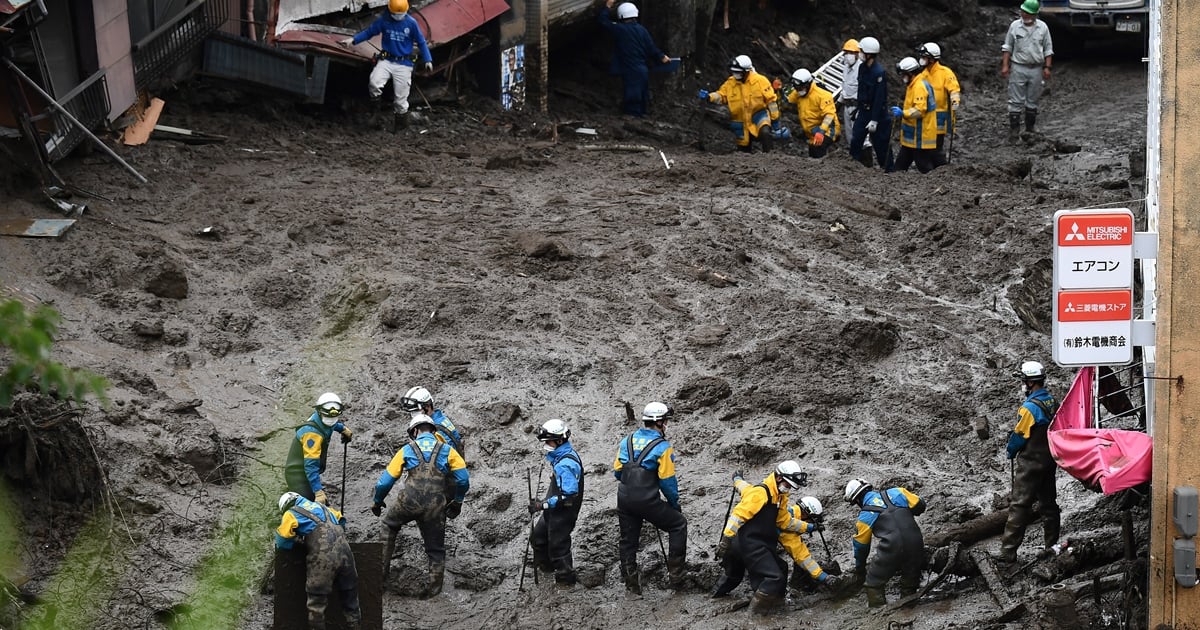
[812,51,848,100]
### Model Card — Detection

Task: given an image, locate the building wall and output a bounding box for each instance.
[93,0,135,120]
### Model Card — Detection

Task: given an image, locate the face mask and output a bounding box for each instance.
[918,57,928,67]
[391,11,407,20]
[843,53,856,65]
[1022,15,1035,25]
[1021,384,1030,398]
[542,443,555,452]
[902,74,912,84]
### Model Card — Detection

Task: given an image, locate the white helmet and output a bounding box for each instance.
[1015,361,1046,381]
[642,401,673,423]
[775,460,807,490]
[897,56,920,74]
[790,68,813,87]
[799,496,824,518]
[729,55,754,78]
[407,413,436,437]
[917,42,941,60]
[844,478,872,504]
[278,491,302,513]
[616,2,638,19]
[858,36,880,55]
[401,386,433,412]
[537,418,571,442]
[314,392,344,427]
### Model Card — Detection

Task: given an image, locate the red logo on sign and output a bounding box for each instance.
[1057,290,1133,322]
[1057,213,1133,246]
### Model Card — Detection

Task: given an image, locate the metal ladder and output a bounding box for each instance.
[812,51,848,100]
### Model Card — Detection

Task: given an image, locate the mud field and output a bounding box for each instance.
[0,1,1150,629]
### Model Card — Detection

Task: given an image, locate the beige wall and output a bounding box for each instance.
[92,0,135,121]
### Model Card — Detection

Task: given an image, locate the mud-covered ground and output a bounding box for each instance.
[0,1,1150,628]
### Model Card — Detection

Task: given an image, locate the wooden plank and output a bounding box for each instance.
[122,97,164,146]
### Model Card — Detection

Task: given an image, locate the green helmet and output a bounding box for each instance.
[1020,0,1040,13]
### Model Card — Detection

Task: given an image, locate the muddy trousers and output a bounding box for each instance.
[894,146,936,173]
[304,546,360,630]
[617,499,687,588]
[713,541,787,597]
[531,507,580,583]
[618,65,651,117]
[864,544,923,601]
[306,592,362,630]
[1007,62,1044,114]
[1000,459,1061,559]
[382,505,448,594]
[368,59,414,115]
[849,113,893,171]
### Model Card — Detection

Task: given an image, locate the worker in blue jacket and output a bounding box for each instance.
[613,401,687,594]
[276,492,361,629]
[340,0,433,132]
[528,418,585,586]
[849,36,894,171]
[371,414,469,597]
[284,392,353,505]
[598,0,672,117]
[401,385,466,457]
[844,479,926,607]
[998,360,1061,564]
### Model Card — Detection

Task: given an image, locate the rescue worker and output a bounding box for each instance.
[1000,0,1054,140]
[285,393,353,504]
[528,418,585,586]
[713,472,841,598]
[785,68,839,159]
[275,492,361,630]
[844,478,926,607]
[613,401,687,594]
[890,57,939,174]
[400,385,465,456]
[848,36,893,171]
[997,360,1061,565]
[714,462,810,614]
[598,0,672,117]
[916,42,961,163]
[371,413,470,597]
[838,39,867,155]
[698,55,783,153]
[339,0,433,132]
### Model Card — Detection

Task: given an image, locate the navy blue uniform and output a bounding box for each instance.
[598,8,666,117]
[850,59,894,170]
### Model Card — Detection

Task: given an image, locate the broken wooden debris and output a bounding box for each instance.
[123,97,165,146]
[574,144,655,153]
[153,125,228,144]
[971,548,1027,620]
[925,509,1008,550]
[891,542,959,609]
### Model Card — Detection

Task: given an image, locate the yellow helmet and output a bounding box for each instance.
[389,0,409,13]
[842,39,860,53]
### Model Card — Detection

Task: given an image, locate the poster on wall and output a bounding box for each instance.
[500,44,525,111]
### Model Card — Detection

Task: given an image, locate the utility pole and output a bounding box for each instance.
[1149,0,1200,625]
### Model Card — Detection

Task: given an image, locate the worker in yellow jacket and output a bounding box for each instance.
[916,42,961,164]
[891,57,939,173]
[699,55,782,153]
[785,68,839,158]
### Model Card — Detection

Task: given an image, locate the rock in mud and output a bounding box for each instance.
[144,262,188,299]
[515,232,573,260]
[687,324,730,346]
[675,376,732,409]
[1007,258,1053,334]
[839,319,900,360]
[483,402,522,426]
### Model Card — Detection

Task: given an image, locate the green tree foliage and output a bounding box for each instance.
[0,299,106,408]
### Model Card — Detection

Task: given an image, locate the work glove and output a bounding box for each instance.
[528,498,545,515]
[424,62,433,73]
[444,500,463,519]
[808,521,825,534]
[823,574,843,591]
[771,78,782,91]
[313,489,328,505]
[698,89,710,101]
[339,37,353,47]
[340,427,353,444]
[371,501,385,517]
[951,93,962,110]
[812,131,825,146]
[865,120,878,134]
[771,119,782,132]
[853,565,866,582]
[732,470,743,481]
[716,535,733,561]
[889,105,902,118]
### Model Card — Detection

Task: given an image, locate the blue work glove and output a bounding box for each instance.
[890,105,903,118]
[698,89,710,101]
[771,119,781,131]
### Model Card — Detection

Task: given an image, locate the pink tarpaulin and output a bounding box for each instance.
[1048,366,1152,494]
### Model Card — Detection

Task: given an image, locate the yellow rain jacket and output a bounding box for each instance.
[923,62,961,136]
[786,83,839,142]
[899,71,938,150]
[708,71,780,146]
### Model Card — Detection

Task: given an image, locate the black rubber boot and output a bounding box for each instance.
[865,585,887,608]
[711,571,738,598]
[426,561,444,597]
[667,556,687,589]
[749,590,783,615]
[997,517,1026,565]
[621,560,641,595]
[1008,112,1022,142]
[1044,516,1061,548]
[1024,108,1038,133]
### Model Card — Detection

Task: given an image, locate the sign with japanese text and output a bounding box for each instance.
[1054,210,1134,289]
[1053,289,1134,365]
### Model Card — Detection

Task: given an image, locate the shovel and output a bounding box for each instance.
[816,526,842,576]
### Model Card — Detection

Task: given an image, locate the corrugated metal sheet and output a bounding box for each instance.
[546,0,591,25]
[203,32,329,102]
